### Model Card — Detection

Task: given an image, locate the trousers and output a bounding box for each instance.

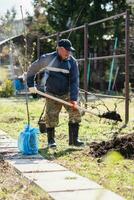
[44,93,81,127]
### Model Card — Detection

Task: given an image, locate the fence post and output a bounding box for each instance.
[125,10,129,124]
[84,23,88,103]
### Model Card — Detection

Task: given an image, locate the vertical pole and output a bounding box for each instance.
[0,47,1,65]
[37,36,40,59]
[57,32,60,43]
[108,37,118,93]
[84,23,88,103]
[9,41,16,95]
[20,5,30,126]
[125,10,129,124]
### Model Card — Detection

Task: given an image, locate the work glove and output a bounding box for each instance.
[29,87,37,94]
[18,72,27,82]
[70,101,78,111]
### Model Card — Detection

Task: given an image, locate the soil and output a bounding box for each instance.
[0,155,52,200]
[89,133,134,158]
[99,111,122,122]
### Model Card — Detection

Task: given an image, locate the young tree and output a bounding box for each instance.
[0,8,17,39]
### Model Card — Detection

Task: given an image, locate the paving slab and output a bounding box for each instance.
[7,152,44,160]
[0,142,17,148]
[0,132,18,153]
[0,147,19,153]
[0,130,124,200]
[7,158,68,172]
[23,171,102,192]
[49,189,124,200]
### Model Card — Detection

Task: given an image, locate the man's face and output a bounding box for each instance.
[58,47,71,60]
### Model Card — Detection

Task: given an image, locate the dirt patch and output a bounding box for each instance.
[0,156,52,200]
[89,133,134,158]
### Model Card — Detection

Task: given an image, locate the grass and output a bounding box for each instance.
[0,96,134,200]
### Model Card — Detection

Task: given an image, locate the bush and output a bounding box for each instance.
[0,79,14,97]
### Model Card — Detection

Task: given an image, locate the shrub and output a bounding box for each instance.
[0,79,14,97]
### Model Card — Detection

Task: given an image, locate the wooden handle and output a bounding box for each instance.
[35,89,99,117]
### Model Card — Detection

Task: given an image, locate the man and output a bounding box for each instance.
[27,39,84,148]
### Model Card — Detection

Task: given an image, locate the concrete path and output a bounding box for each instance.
[0,130,124,200]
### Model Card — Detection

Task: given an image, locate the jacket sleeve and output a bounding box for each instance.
[69,59,79,101]
[27,55,47,87]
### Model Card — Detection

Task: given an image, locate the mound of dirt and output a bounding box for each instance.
[89,133,134,158]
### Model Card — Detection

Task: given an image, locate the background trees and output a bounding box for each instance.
[0,0,132,92]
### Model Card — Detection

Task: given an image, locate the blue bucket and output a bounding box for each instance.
[14,79,25,91]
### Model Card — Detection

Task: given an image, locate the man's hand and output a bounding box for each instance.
[70,101,78,111]
[18,72,27,82]
[29,87,37,94]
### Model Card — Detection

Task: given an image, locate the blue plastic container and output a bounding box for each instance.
[14,79,25,91]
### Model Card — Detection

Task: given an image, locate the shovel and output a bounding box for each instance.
[18,6,39,155]
[35,89,122,122]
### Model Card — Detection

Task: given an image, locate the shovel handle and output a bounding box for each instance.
[35,89,99,117]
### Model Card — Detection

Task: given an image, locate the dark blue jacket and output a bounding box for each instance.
[27,51,79,101]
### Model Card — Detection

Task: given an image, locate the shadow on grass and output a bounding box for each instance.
[39,147,83,160]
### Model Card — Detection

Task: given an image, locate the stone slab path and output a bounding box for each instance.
[0,130,124,200]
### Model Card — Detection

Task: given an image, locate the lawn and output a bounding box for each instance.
[0,96,134,200]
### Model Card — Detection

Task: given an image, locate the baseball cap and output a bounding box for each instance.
[58,39,75,51]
